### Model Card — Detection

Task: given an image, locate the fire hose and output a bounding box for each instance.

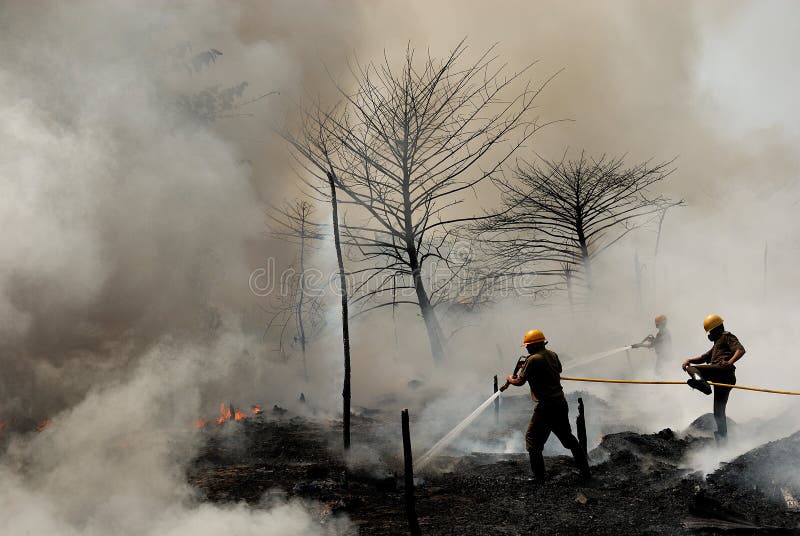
[560,376,800,396]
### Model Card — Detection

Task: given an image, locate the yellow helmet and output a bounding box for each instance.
[703,314,724,333]
[654,314,667,326]
[522,329,547,346]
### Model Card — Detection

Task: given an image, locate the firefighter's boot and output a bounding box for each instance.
[528,450,545,483]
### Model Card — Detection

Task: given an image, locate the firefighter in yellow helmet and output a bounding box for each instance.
[632,314,673,376]
[505,329,590,482]
[681,314,746,441]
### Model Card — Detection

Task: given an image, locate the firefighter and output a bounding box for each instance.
[506,329,591,482]
[682,314,746,441]
[632,314,673,376]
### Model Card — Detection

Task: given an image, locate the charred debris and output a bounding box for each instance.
[187,395,800,535]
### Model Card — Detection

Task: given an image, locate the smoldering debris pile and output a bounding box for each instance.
[697,431,800,529]
[188,407,800,535]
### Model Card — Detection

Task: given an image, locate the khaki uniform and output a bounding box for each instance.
[699,331,744,367]
[652,328,673,375]
[517,347,589,479]
[688,331,745,437]
[518,348,564,402]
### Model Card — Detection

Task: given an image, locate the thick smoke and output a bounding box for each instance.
[0,1,358,533]
[2,0,800,532]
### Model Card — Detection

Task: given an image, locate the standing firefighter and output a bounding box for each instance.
[682,314,746,441]
[632,314,673,376]
[503,329,591,482]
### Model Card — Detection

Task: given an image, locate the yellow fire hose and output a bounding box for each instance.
[560,376,800,396]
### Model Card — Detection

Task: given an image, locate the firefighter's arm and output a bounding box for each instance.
[722,335,746,366]
[724,348,745,367]
[682,354,708,370]
[506,374,526,386]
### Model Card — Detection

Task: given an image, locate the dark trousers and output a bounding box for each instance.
[688,365,736,437]
[525,396,589,479]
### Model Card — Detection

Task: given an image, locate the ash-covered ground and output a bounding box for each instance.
[188,393,800,535]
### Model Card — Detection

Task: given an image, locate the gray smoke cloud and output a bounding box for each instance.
[0,1,360,533]
[2,0,800,533]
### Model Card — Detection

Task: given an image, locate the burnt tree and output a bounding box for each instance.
[478,152,681,290]
[265,200,327,381]
[281,110,354,449]
[288,41,553,362]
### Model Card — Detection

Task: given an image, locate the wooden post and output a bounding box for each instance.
[493,375,499,424]
[401,409,422,536]
[577,397,587,455]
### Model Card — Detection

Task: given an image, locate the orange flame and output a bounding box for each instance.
[215,403,232,425]
[36,419,51,432]
[195,402,262,428]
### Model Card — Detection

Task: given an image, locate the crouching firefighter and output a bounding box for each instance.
[682,314,746,442]
[501,329,591,483]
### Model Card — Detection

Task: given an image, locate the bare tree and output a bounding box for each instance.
[478,152,681,289]
[264,200,328,380]
[280,109,355,449]
[286,41,553,362]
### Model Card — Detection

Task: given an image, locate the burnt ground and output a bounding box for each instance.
[188,399,800,535]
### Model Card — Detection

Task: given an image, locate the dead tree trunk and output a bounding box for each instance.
[577,397,587,455]
[297,213,309,381]
[328,171,351,450]
[401,409,422,536]
[493,375,499,424]
[576,222,593,289]
[410,261,445,362]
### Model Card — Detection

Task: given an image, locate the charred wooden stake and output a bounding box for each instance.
[493,375,499,424]
[577,397,587,455]
[401,409,422,536]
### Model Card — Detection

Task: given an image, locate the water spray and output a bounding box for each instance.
[414,390,503,471]
[562,345,632,372]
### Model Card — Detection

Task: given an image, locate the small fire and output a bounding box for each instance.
[215,403,232,425]
[36,419,51,432]
[195,402,263,429]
